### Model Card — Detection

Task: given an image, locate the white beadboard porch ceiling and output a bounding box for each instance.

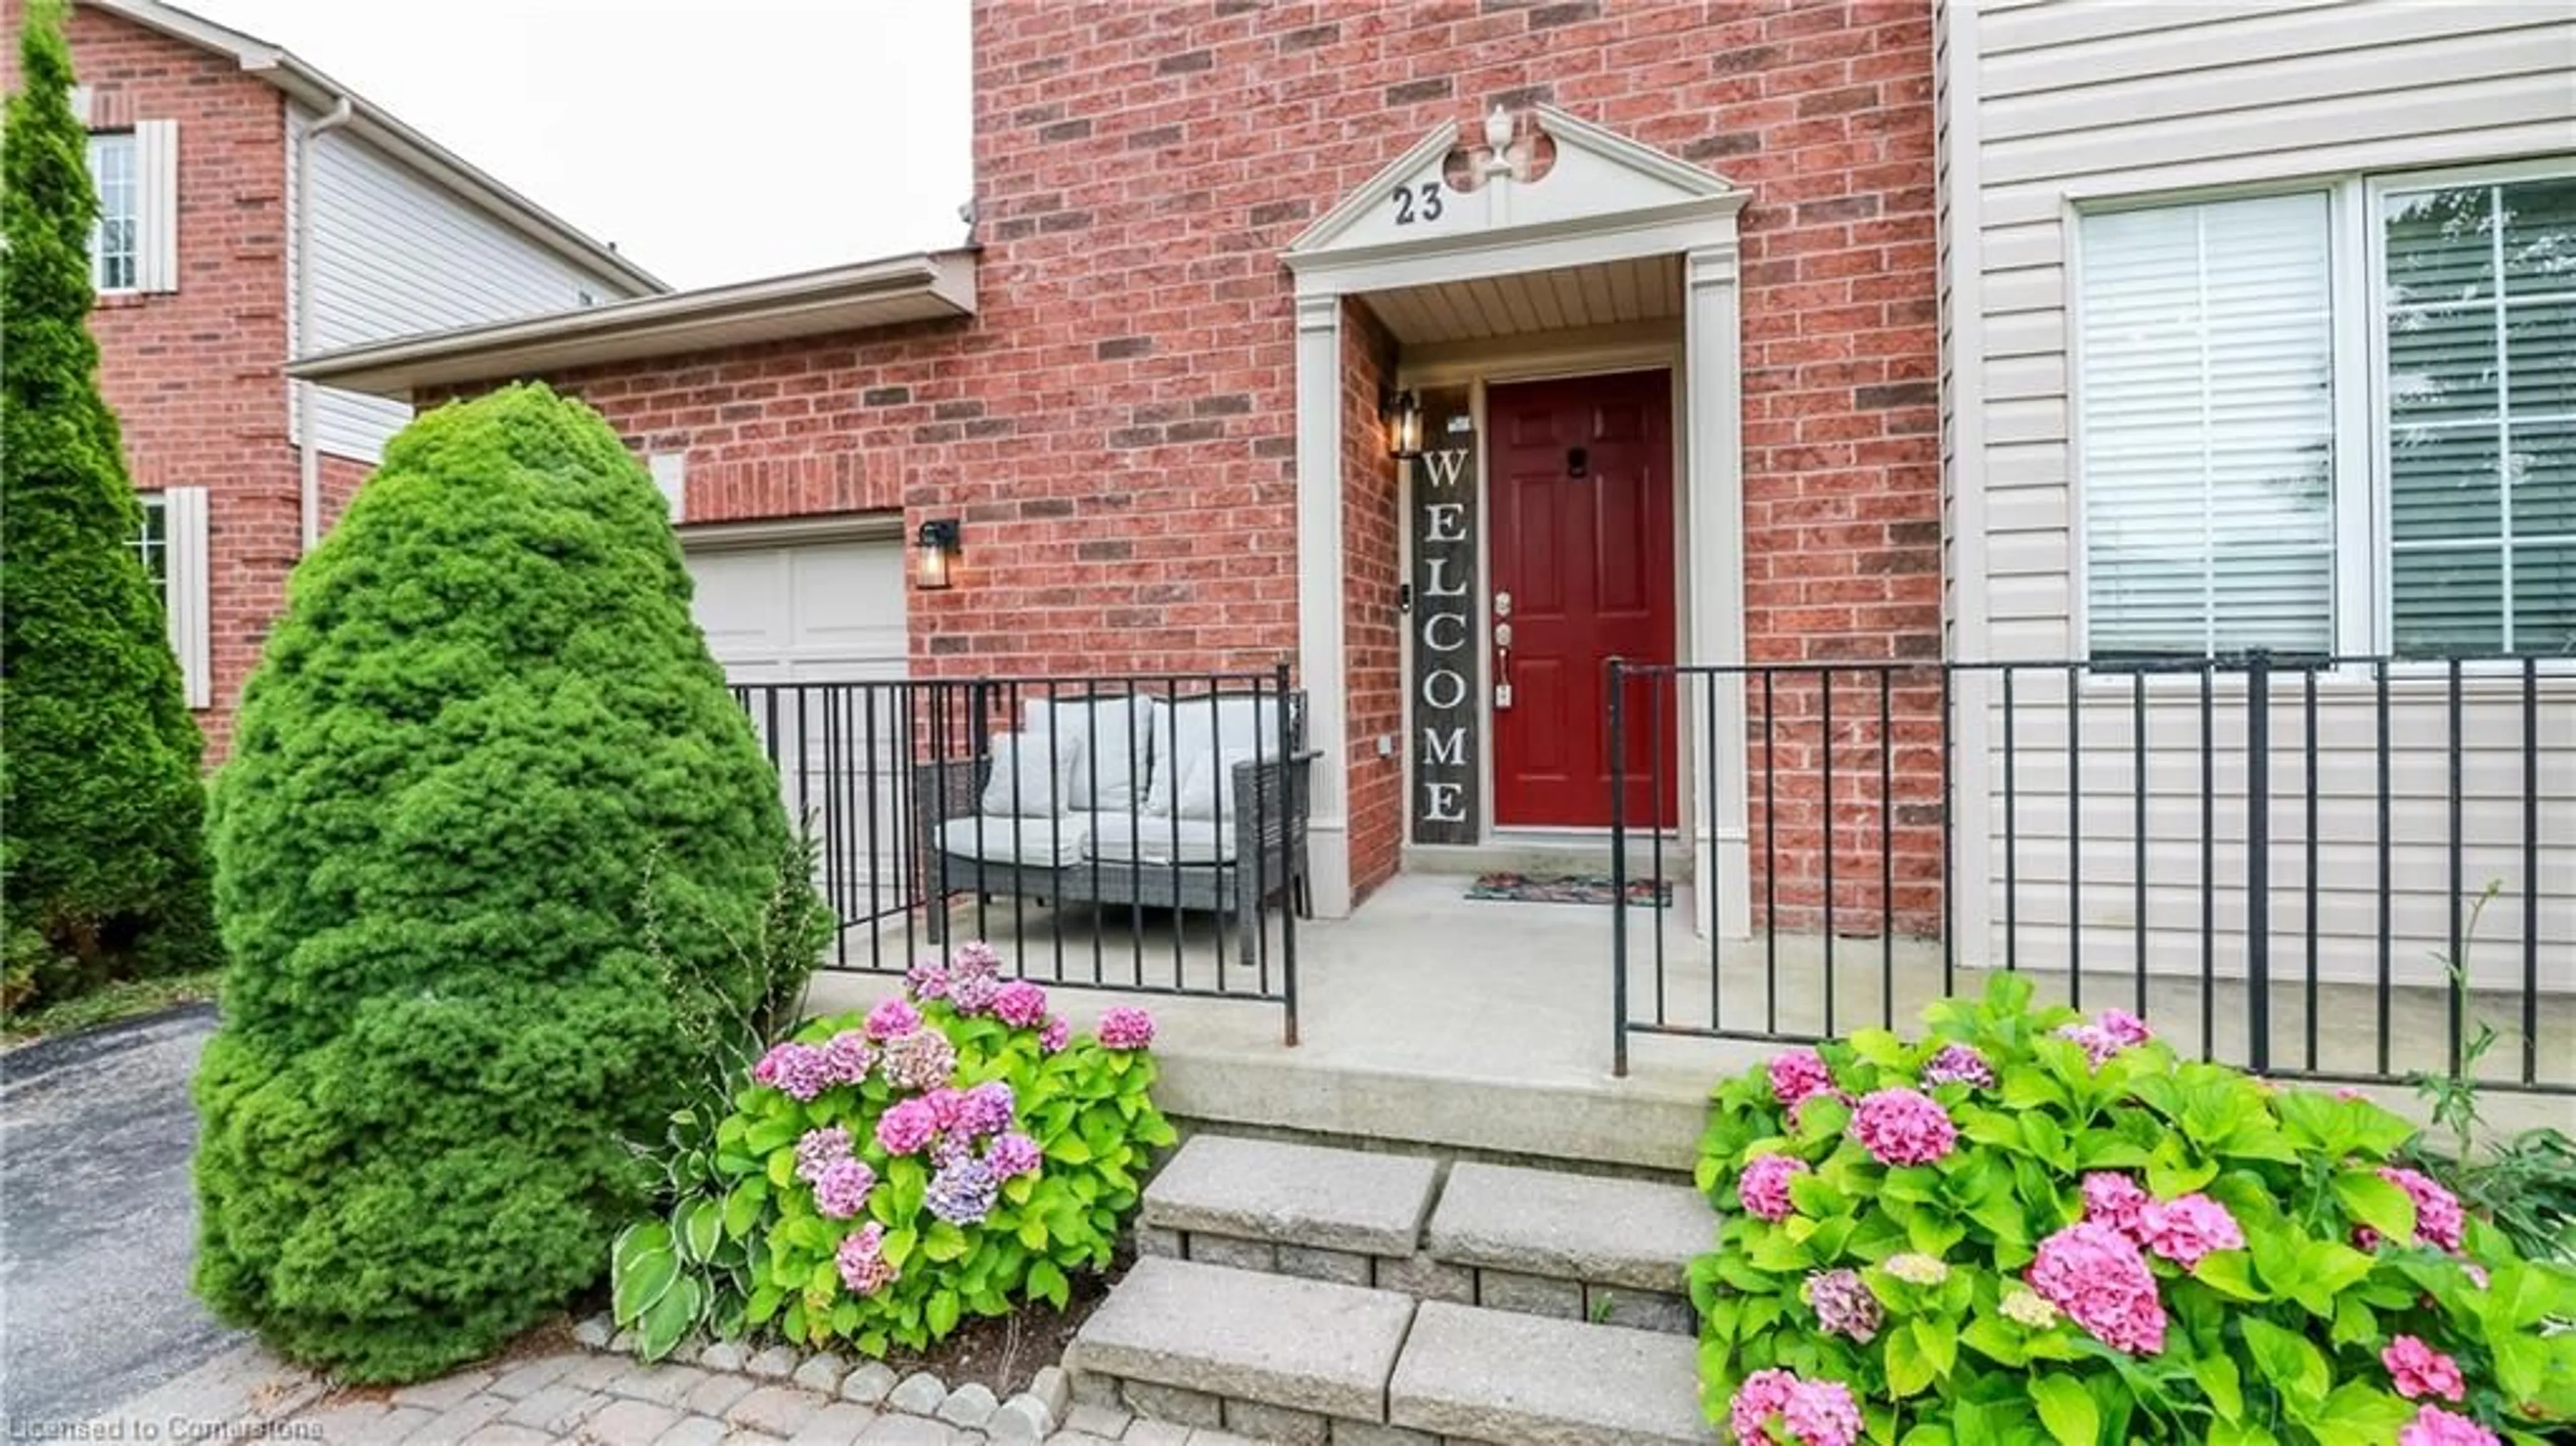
[1360,254,1683,344]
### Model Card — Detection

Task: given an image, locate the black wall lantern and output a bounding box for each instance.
[1383,389,1426,460]
[913,517,962,590]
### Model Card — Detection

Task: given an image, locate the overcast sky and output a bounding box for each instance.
[189,0,973,291]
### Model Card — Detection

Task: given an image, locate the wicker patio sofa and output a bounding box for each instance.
[914,690,1312,970]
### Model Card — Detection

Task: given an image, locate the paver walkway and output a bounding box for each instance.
[82,1339,1277,1445]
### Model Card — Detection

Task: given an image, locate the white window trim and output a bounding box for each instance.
[2365,155,2576,659]
[2070,155,2576,664]
[87,130,140,296]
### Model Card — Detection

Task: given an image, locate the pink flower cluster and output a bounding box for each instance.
[2383,1335,2466,1403]
[2380,1166,2467,1251]
[876,1096,940,1156]
[1801,1269,1880,1344]
[880,1029,958,1093]
[905,941,1028,1021]
[813,1158,877,1219]
[994,980,1049,1029]
[1739,1153,1809,1223]
[2027,1221,2167,1355]
[1918,1042,1995,1090]
[865,997,922,1041]
[987,1131,1042,1180]
[1099,1006,1157,1051]
[2080,1172,2243,1268]
[879,1078,1019,1161]
[1850,1087,1957,1167]
[2056,1008,2153,1068]
[1768,1048,1835,1108]
[835,1223,898,1296]
[2081,1172,2150,1237]
[2400,1405,2500,1446]
[794,1126,853,1186]
[1728,1370,1862,1446]
[1039,1016,1071,1053]
[749,1041,834,1102]
[2137,1193,2245,1268]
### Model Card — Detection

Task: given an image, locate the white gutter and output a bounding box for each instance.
[296,95,354,553]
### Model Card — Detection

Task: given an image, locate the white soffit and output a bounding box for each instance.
[1366,255,1683,344]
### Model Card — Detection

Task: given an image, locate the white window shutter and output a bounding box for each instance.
[136,118,178,293]
[164,486,212,709]
[649,452,688,522]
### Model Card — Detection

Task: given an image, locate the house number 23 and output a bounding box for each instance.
[1391,180,1444,225]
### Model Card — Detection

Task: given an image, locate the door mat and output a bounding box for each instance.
[1465,872,1672,907]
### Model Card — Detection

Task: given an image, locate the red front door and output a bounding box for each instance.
[1488,370,1678,829]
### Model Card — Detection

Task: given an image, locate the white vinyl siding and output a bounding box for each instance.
[2078,195,2337,658]
[299,122,637,462]
[1951,0,2576,998]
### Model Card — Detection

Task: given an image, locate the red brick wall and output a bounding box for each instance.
[1339,301,1401,901]
[6,2,296,758]
[420,0,1943,921]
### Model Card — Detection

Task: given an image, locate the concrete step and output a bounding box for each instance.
[1138,1135,1712,1334]
[1389,1301,1717,1446]
[1065,1256,1415,1443]
[1423,1160,1713,1330]
[1142,1134,1440,1259]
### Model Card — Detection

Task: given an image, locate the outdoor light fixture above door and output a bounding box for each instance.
[914,518,961,590]
[1384,389,1425,460]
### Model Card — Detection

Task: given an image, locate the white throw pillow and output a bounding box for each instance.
[1021,695,1147,811]
[1144,696,1283,817]
[1174,747,1258,822]
[979,730,1071,818]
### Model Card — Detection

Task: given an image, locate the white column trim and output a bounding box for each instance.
[1941,0,1996,966]
[1683,242,1752,939]
[1293,293,1354,917]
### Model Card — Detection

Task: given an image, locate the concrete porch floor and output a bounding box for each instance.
[807,872,2573,1170]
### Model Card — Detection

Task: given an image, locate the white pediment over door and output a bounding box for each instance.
[1285,103,1747,276]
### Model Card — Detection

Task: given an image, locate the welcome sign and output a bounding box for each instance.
[1409,390,1479,845]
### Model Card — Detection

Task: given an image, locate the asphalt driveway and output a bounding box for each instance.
[1,1005,239,1427]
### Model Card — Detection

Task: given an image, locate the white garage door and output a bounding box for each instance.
[686,533,907,684]
[684,526,910,926]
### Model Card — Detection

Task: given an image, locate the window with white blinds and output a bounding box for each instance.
[88,131,138,293]
[2079,194,2337,658]
[2381,174,2576,656]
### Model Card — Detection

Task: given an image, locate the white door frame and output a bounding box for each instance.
[1283,106,1752,934]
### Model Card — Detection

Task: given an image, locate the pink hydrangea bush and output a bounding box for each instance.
[614,944,1179,1360]
[1690,974,2576,1444]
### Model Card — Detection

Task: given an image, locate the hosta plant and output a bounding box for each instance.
[611,943,1175,1358]
[1692,974,2576,1446]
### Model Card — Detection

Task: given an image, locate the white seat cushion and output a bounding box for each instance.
[1022,694,1150,811]
[1084,811,1236,866]
[938,814,1090,868]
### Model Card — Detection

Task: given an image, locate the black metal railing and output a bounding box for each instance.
[1609,654,2573,1095]
[733,665,1306,1043]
